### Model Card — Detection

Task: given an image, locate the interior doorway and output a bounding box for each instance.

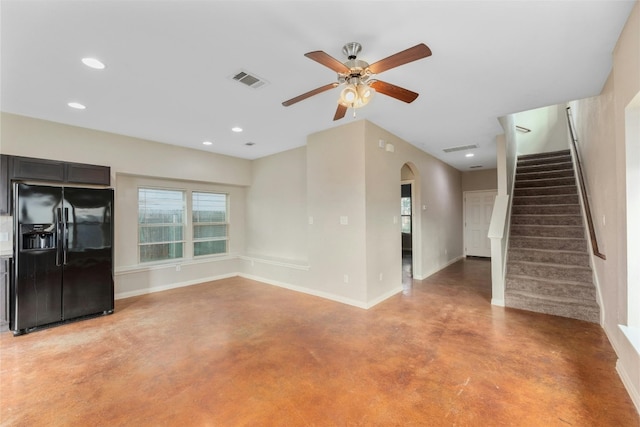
[401,163,417,287]
[463,190,497,257]
[401,183,413,281]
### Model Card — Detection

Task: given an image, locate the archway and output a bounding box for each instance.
[401,162,420,289]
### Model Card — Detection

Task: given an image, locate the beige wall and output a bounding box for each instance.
[0,113,251,298]
[514,104,570,156]
[569,1,640,412]
[461,169,497,192]
[0,113,464,309]
[307,121,368,304]
[0,113,251,186]
[245,147,308,262]
[242,119,463,307]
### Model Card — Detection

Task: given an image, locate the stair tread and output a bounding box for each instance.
[512,224,583,228]
[506,274,594,287]
[506,290,599,307]
[508,260,591,270]
[512,214,581,217]
[511,235,586,241]
[509,247,589,255]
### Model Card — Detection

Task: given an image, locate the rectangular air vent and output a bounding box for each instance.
[230,70,268,89]
[469,165,483,169]
[442,144,478,153]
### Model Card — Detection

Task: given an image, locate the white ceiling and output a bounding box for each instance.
[1,0,635,171]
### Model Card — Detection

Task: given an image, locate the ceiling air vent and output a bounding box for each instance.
[470,165,483,169]
[442,144,478,153]
[230,70,268,89]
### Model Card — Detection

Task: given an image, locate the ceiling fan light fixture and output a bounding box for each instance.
[340,84,358,105]
[357,83,374,105]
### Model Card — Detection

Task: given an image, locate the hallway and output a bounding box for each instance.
[0,258,637,426]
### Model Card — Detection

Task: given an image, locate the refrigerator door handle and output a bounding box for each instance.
[55,208,62,266]
[63,207,69,265]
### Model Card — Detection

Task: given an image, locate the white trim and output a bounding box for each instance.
[615,325,640,415]
[366,286,404,309]
[616,359,640,414]
[116,254,239,275]
[115,272,238,300]
[414,255,464,280]
[239,255,310,271]
[463,189,497,257]
[238,273,368,309]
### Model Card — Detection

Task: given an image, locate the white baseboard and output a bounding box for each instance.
[238,273,370,309]
[491,298,505,307]
[366,286,403,308]
[415,255,464,280]
[616,359,640,414]
[115,273,238,300]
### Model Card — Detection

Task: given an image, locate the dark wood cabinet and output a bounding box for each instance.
[1,257,10,332]
[65,162,111,185]
[11,156,65,182]
[0,155,111,214]
[0,156,9,215]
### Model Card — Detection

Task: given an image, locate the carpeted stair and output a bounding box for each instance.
[505,149,600,323]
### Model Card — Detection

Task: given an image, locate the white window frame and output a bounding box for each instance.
[138,187,187,264]
[192,191,229,257]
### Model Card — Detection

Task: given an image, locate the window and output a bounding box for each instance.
[401,196,412,234]
[138,188,185,262]
[192,192,228,256]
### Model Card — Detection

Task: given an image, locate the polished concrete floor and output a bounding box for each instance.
[1,258,638,426]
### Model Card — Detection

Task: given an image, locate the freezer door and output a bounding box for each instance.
[12,184,63,331]
[62,187,114,319]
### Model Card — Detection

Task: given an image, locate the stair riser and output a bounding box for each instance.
[507,263,592,282]
[514,186,577,197]
[506,277,596,299]
[516,170,575,181]
[511,215,583,226]
[510,237,587,252]
[517,162,573,174]
[518,155,571,167]
[513,195,579,205]
[505,294,599,323]
[514,177,576,188]
[511,226,585,238]
[512,205,581,215]
[508,249,590,267]
[518,150,570,161]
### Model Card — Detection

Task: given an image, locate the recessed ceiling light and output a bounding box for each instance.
[67,102,86,110]
[202,141,213,146]
[465,153,474,158]
[231,126,243,133]
[81,57,105,70]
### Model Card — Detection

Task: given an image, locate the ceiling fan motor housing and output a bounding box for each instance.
[342,42,362,60]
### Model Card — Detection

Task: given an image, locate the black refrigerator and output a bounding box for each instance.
[11,183,114,335]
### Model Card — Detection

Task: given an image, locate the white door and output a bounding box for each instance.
[464,190,496,257]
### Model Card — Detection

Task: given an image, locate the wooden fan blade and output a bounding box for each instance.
[282,83,339,107]
[367,43,432,75]
[305,51,351,74]
[333,103,348,121]
[370,80,419,103]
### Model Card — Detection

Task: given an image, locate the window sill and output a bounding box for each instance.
[116,254,239,275]
[619,325,640,357]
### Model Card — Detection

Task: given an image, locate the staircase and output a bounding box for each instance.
[505,149,600,323]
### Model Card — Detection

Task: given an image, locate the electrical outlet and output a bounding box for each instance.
[379,273,383,281]
[0,232,8,242]
[176,265,181,272]
[343,274,349,283]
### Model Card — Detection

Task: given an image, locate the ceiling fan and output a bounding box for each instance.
[282,42,432,121]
